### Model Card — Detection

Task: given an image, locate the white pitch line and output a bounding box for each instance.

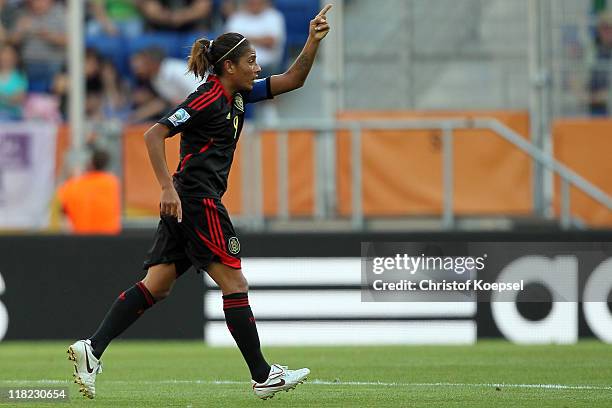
[1,379,611,391]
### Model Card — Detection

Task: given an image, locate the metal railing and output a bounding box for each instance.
[242,118,612,230]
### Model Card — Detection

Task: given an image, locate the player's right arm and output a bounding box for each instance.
[144,123,182,222]
[144,87,213,222]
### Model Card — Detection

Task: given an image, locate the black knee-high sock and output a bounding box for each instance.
[89,282,156,359]
[223,293,270,383]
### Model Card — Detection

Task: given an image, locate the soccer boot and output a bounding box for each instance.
[67,339,102,399]
[252,363,309,400]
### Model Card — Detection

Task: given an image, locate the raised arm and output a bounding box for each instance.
[269,4,331,96]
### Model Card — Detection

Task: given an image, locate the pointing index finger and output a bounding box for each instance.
[318,4,332,17]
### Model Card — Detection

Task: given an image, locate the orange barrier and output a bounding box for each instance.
[53,114,612,225]
[56,111,534,218]
[336,111,533,216]
[122,128,315,217]
[122,127,243,216]
[259,130,315,217]
[552,119,612,227]
[123,125,177,215]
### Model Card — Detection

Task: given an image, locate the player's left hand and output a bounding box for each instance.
[309,4,332,41]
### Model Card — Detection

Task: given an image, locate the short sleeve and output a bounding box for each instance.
[244,77,273,104]
[157,89,214,137]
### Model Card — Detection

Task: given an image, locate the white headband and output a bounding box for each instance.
[216,37,247,65]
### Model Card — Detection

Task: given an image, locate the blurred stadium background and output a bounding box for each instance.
[0,0,612,406]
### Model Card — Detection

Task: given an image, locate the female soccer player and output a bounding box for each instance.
[68,4,332,400]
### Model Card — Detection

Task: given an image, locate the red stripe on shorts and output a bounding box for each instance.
[206,199,225,248]
[203,200,220,246]
[207,198,226,248]
[195,229,241,269]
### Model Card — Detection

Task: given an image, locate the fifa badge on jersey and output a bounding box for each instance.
[168,108,191,126]
[228,237,241,254]
[234,94,244,112]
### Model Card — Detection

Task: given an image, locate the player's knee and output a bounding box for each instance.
[151,287,172,302]
[235,281,249,294]
[140,280,173,301]
[224,276,249,294]
[149,287,172,301]
[236,274,249,293]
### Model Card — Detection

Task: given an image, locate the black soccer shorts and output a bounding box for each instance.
[143,196,242,275]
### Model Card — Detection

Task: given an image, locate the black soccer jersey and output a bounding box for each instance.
[158,75,273,198]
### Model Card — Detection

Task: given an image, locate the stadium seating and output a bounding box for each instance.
[85,0,320,77]
[85,34,128,76]
[274,0,320,49]
[87,31,213,79]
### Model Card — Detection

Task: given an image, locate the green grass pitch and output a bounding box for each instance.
[0,340,610,407]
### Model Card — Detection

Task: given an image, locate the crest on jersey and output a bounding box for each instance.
[228,236,241,254]
[234,94,244,112]
[168,108,190,126]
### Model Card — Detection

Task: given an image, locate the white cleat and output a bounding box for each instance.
[252,364,310,400]
[67,339,102,399]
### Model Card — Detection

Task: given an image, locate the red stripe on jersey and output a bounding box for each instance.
[209,75,233,103]
[187,83,218,108]
[203,200,219,246]
[178,153,193,172]
[193,89,223,111]
[177,138,213,174]
[207,199,226,248]
[188,82,220,108]
[195,229,241,269]
[199,138,214,153]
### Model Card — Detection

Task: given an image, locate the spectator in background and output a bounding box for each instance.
[225,0,285,76]
[128,46,202,122]
[216,0,237,27]
[53,48,129,121]
[129,80,168,123]
[0,0,23,43]
[87,0,144,38]
[225,0,285,122]
[593,0,608,15]
[589,12,612,115]
[51,49,126,174]
[0,43,27,120]
[138,0,213,33]
[57,149,121,235]
[9,0,66,92]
